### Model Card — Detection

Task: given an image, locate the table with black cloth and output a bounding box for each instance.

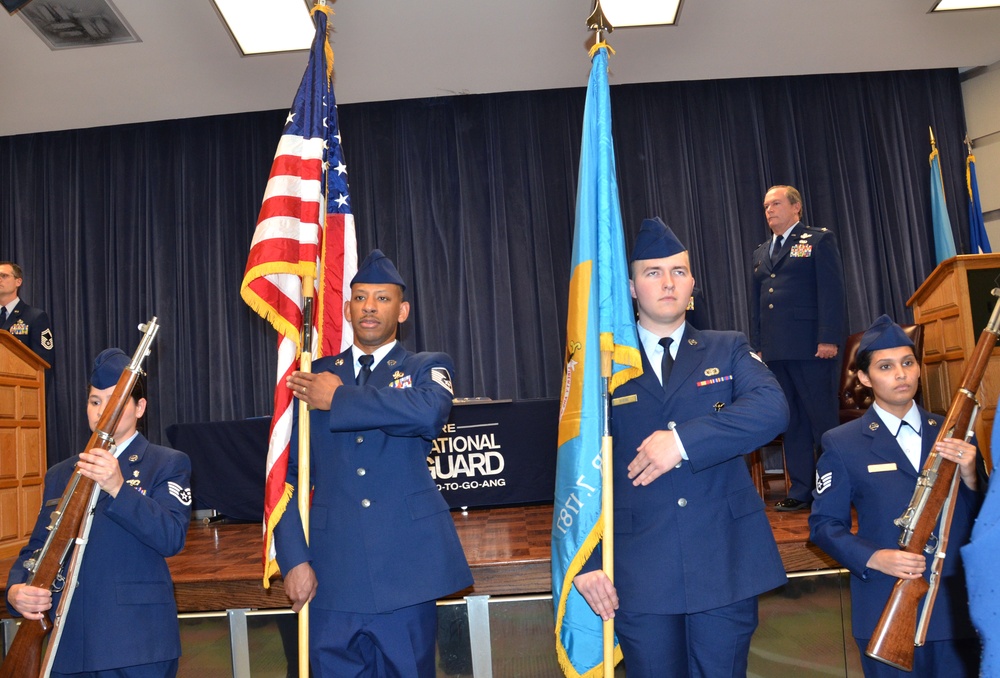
[165,399,559,521]
[166,416,272,521]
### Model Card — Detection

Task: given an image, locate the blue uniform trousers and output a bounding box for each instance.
[615,596,758,678]
[50,659,178,678]
[310,601,437,678]
[769,358,839,503]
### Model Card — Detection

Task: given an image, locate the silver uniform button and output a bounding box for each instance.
[356,435,364,444]
[768,304,774,309]
[361,499,371,508]
[768,288,774,293]
[357,468,366,476]
[770,273,776,278]
[677,498,687,507]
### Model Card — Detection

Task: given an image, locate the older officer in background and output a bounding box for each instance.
[0,261,54,366]
[751,185,845,511]
[276,249,472,678]
[574,218,789,678]
[810,315,984,677]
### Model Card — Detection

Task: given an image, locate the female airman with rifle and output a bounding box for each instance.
[4,347,192,678]
[809,316,986,677]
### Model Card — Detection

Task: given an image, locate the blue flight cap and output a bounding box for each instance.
[857,315,914,355]
[631,217,686,262]
[350,249,406,291]
[90,348,130,389]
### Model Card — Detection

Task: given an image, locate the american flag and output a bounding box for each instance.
[240,5,357,586]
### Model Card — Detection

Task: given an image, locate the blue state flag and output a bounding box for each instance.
[552,46,643,678]
[967,150,992,254]
[929,128,957,264]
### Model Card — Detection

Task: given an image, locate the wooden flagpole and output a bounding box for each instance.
[600,348,615,678]
[296,6,329,673]
[586,4,616,674]
[297,277,315,678]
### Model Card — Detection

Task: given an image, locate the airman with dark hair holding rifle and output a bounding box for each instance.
[5,348,191,677]
[810,315,986,676]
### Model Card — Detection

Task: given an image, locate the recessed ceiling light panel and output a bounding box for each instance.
[931,0,1000,11]
[213,0,313,56]
[600,0,682,28]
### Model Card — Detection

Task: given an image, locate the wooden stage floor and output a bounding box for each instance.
[0,499,837,615]
[141,500,836,612]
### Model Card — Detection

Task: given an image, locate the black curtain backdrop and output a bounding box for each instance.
[0,68,971,465]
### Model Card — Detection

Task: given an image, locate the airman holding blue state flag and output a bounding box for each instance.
[551,42,643,678]
[573,217,789,678]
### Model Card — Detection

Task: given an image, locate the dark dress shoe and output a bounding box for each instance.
[774,497,810,512]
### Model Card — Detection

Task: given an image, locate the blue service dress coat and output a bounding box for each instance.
[5,434,192,673]
[583,326,789,614]
[274,343,473,614]
[809,406,985,642]
[1,299,54,366]
[962,415,1000,674]
[750,223,845,359]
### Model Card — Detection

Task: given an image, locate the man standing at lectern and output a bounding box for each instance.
[0,261,54,367]
[275,249,472,678]
[750,186,845,511]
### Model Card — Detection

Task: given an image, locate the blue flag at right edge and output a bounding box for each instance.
[552,46,643,678]
[967,150,992,254]
[929,128,957,264]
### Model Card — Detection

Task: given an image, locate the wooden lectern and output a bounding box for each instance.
[908,253,1000,471]
[0,331,48,559]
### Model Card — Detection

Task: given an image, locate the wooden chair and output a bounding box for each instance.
[747,441,788,498]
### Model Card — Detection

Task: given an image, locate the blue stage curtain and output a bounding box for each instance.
[0,68,969,465]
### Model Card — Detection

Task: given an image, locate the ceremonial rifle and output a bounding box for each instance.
[866,291,1000,670]
[0,317,160,678]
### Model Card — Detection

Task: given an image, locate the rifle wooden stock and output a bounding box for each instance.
[0,610,48,678]
[866,575,930,670]
[0,317,158,678]
[865,293,1000,670]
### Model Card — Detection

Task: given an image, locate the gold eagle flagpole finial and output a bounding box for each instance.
[587,0,616,57]
[588,0,615,45]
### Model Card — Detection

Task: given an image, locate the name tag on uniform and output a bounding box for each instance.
[868,463,897,473]
[612,394,637,406]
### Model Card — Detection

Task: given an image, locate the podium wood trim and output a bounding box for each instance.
[0,331,48,559]
[908,254,1000,470]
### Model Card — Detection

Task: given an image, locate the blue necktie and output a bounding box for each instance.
[770,235,784,263]
[357,354,374,386]
[659,337,674,389]
[0,307,6,327]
